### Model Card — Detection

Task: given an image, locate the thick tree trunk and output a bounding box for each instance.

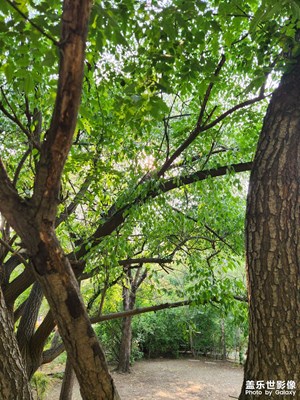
[0,287,33,400]
[30,234,120,400]
[240,58,300,399]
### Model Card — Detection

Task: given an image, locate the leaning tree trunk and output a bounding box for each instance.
[239,57,300,399]
[0,287,33,400]
[0,1,120,399]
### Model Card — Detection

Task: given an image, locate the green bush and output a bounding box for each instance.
[94,319,122,363]
[31,372,51,400]
[133,309,187,358]
[94,303,248,364]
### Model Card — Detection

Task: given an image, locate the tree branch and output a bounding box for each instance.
[90,300,191,323]
[4,267,34,306]
[13,149,31,187]
[156,55,226,178]
[4,0,59,45]
[0,159,32,235]
[201,94,266,133]
[0,238,29,268]
[33,2,91,221]
[42,342,65,365]
[90,294,247,323]
[0,93,31,140]
[197,54,226,127]
[156,93,264,178]
[158,161,252,193]
[55,173,93,226]
[76,161,252,259]
[119,257,173,266]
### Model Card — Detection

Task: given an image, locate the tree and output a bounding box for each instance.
[239,48,300,400]
[0,1,119,399]
[117,265,147,373]
[1,0,288,398]
[233,2,300,398]
[0,287,33,400]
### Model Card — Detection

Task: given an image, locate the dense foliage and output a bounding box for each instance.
[1,1,300,398]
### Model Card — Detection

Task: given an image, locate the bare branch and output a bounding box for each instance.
[119,257,173,266]
[91,300,191,323]
[158,161,252,193]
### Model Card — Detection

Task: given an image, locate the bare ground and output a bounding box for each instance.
[45,358,243,400]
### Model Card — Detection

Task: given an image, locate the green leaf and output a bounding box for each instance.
[24,74,34,93]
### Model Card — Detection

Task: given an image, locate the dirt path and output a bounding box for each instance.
[45,358,243,400]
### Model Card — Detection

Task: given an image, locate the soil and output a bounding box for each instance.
[45,357,243,400]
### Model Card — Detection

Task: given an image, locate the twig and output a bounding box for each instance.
[197,54,226,127]
[163,113,192,121]
[156,55,226,178]
[202,94,267,133]
[0,89,30,138]
[204,224,237,254]
[0,237,29,267]
[5,0,59,46]
[13,149,31,186]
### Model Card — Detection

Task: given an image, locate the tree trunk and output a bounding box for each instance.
[17,282,44,378]
[118,315,133,373]
[60,357,75,400]
[117,267,147,373]
[0,287,33,400]
[189,326,195,357]
[240,57,300,399]
[220,318,226,360]
[117,279,135,373]
[0,1,121,398]
[30,235,120,400]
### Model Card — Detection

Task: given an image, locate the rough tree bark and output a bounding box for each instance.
[16,282,44,378]
[0,287,33,400]
[240,57,300,399]
[0,1,120,399]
